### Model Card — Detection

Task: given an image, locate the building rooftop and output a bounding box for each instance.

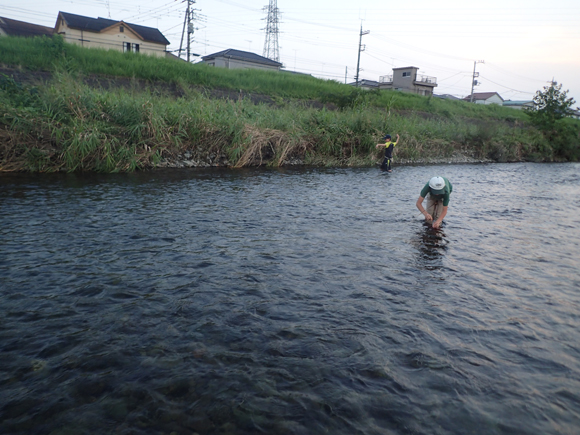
[58,11,170,46]
[503,100,533,105]
[348,79,380,88]
[464,92,504,101]
[0,16,53,38]
[202,49,282,67]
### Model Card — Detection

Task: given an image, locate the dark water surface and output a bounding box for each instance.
[1,163,579,434]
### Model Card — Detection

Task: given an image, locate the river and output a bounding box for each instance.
[1,162,579,434]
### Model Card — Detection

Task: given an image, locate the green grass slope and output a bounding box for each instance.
[0,35,577,172]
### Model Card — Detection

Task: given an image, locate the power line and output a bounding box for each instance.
[368,33,471,62]
[484,62,547,85]
[121,0,180,22]
[478,76,535,96]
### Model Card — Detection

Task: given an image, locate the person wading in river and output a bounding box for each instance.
[375,133,400,172]
[416,176,453,229]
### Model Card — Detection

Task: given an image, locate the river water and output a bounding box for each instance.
[1,162,579,435]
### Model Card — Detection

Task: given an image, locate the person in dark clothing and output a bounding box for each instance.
[376,133,400,172]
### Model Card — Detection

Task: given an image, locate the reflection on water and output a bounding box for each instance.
[1,163,580,435]
[414,224,448,270]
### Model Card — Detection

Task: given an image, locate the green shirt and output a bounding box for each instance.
[420,177,453,206]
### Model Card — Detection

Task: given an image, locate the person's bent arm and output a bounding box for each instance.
[432,206,448,229]
[416,196,432,222]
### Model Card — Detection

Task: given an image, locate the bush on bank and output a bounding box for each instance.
[0,35,578,172]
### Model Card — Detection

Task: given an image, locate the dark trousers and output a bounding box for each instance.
[381,156,392,171]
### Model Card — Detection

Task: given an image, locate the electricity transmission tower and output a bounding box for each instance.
[263,0,280,62]
[179,0,197,62]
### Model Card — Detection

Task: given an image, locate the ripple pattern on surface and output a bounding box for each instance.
[1,164,580,434]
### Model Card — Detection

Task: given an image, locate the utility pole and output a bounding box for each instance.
[355,24,369,87]
[470,60,484,102]
[179,0,196,62]
[263,0,280,62]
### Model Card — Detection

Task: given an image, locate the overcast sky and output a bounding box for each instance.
[2,0,579,106]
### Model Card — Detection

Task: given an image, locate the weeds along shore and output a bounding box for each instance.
[1,35,576,172]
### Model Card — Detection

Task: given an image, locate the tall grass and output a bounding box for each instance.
[0,36,534,120]
[0,36,576,171]
[0,70,544,172]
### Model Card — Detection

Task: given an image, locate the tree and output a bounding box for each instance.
[525,81,576,132]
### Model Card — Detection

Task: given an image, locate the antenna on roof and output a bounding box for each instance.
[106,0,111,19]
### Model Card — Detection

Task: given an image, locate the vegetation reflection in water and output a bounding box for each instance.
[1,163,579,434]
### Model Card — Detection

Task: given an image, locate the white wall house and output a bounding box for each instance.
[378,66,437,96]
[54,12,169,58]
[465,92,504,105]
[201,49,282,71]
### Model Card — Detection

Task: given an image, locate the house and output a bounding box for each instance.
[464,92,504,105]
[54,12,169,57]
[281,70,312,77]
[378,66,437,96]
[435,94,461,101]
[200,49,282,71]
[502,100,533,110]
[0,16,53,38]
[348,79,380,90]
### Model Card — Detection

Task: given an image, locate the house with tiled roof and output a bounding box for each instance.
[54,12,169,57]
[0,16,53,38]
[464,92,504,105]
[435,94,461,100]
[347,79,380,90]
[201,49,282,71]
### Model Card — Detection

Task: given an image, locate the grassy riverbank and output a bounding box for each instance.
[1,36,578,172]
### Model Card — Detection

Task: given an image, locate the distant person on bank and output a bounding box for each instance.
[375,133,400,172]
[416,176,453,229]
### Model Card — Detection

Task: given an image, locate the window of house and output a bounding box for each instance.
[402,72,411,78]
[123,42,140,53]
[120,26,124,32]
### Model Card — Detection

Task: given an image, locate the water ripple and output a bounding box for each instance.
[1,163,580,434]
